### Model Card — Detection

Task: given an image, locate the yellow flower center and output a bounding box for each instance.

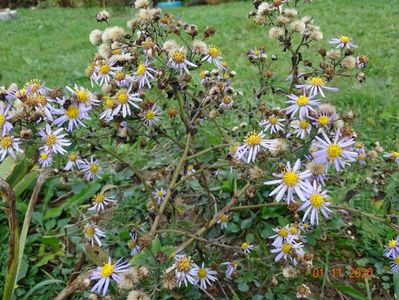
[246,133,262,147]
[85,226,95,236]
[220,214,229,223]
[0,136,12,149]
[36,95,47,106]
[128,239,137,249]
[391,152,399,158]
[145,111,155,120]
[76,90,89,103]
[157,191,164,197]
[282,171,299,187]
[46,134,57,146]
[310,193,324,208]
[358,153,365,160]
[68,153,78,161]
[114,71,126,81]
[112,48,121,55]
[93,193,105,203]
[296,95,309,106]
[281,243,292,254]
[176,257,192,273]
[187,165,194,172]
[101,263,115,278]
[388,240,397,249]
[172,51,185,64]
[0,114,5,126]
[278,228,288,237]
[16,89,26,98]
[395,256,399,265]
[223,95,232,104]
[299,120,309,129]
[198,268,208,279]
[339,35,350,43]
[66,106,80,119]
[254,50,260,56]
[241,242,249,250]
[269,116,278,125]
[327,144,342,159]
[308,76,325,87]
[86,63,95,76]
[116,91,129,104]
[136,64,146,76]
[90,163,99,174]
[99,64,111,75]
[289,226,299,235]
[318,115,329,126]
[40,152,48,160]
[208,47,220,58]
[103,97,114,109]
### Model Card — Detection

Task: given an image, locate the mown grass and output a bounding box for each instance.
[0,1,398,144]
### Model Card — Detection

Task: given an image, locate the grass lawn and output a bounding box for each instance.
[0,0,398,146]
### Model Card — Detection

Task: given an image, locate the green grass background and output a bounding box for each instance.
[0,0,398,146]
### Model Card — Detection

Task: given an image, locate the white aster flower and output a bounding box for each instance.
[90,257,130,296]
[269,225,295,248]
[390,256,399,273]
[140,104,161,126]
[264,159,311,203]
[192,262,218,290]
[64,152,82,171]
[385,237,399,259]
[202,46,224,70]
[80,157,102,181]
[89,192,116,213]
[168,254,197,287]
[38,124,71,155]
[296,76,338,97]
[84,223,106,247]
[95,61,121,86]
[235,131,273,163]
[384,151,399,164]
[220,95,234,109]
[53,104,91,132]
[0,135,23,161]
[221,261,238,279]
[285,93,320,119]
[128,232,141,256]
[291,119,311,139]
[259,115,285,134]
[112,87,142,118]
[39,151,52,168]
[271,241,303,265]
[240,242,254,254]
[298,180,331,225]
[329,35,358,49]
[312,129,358,171]
[133,61,156,89]
[113,70,133,87]
[167,47,197,75]
[152,188,167,205]
[0,102,14,136]
[66,84,99,107]
[310,111,338,128]
[217,214,229,230]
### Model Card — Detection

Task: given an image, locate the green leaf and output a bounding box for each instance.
[238,282,249,292]
[44,207,63,220]
[0,156,17,180]
[13,170,38,196]
[393,272,399,299]
[151,238,162,253]
[22,279,63,300]
[331,283,368,300]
